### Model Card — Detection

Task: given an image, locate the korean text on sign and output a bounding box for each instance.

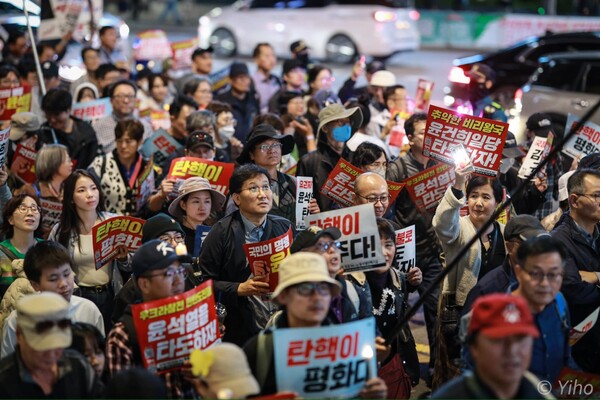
[422,105,508,177]
[274,318,377,398]
[91,216,145,269]
[562,114,600,159]
[405,163,456,210]
[40,198,63,233]
[394,225,416,273]
[133,280,220,374]
[305,204,385,273]
[166,157,235,196]
[0,86,32,121]
[243,227,293,293]
[296,177,313,229]
[320,159,363,207]
[11,143,36,184]
[71,98,112,121]
[140,129,183,166]
[518,133,552,180]
[0,127,11,168]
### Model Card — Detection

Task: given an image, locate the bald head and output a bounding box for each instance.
[354,172,390,218]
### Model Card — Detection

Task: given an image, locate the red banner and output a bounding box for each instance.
[0,86,31,121]
[414,78,434,113]
[166,157,235,196]
[171,38,197,70]
[132,281,220,374]
[423,105,508,177]
[243,227,293,292]
[405,163,456,210]
[92,216,145,269]
[11,143,36,183]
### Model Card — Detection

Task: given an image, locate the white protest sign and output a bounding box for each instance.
[518,133,552,179]
[570,307,600,347]
[273,318,377,399]
[305,204,385,273]
[394,226,416,273]
[295,177,313,229]
[562,114,600,159]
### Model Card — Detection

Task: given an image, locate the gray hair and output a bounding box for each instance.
[186,109,216,133]
[35,144,69,182]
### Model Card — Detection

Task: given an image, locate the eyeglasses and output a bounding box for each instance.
[113,94,136,101]
[220,117,237,127]
[34,318,72,334]
[116,138,138,146]
[0,78,20,86]
[522,268,563,283]
[159,234,185,245]
[312,240,342,253]
[575,193,600,203]
[355,193,391,204]
[144,266,188,279]
[257,143,283,152]
[292,282,332,297]
[16,205,41,214]
[241,185,272,194]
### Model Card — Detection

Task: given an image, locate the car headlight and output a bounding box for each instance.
[120,23,130,40]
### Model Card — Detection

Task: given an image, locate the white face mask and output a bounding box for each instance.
[372,167,386,178]
[219,125,235,141]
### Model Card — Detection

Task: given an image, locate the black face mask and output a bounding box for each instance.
[468,80,489,103]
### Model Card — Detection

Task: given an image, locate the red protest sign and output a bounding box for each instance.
[414,79,434,112]
[132,281,220,374]
[243,227,293,292]
[92,216,145,269]
[405,163,456,210]
[422,105,508,177]
[11,143,36,183]
[166,157,235,196]
[0,86,31,121]
[171,38,197,70]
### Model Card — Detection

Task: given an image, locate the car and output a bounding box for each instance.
[198,0,420,64]
[509,51,600,144]
[444,31,600,110]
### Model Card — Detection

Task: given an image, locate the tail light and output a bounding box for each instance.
[514,88,523,102]
[409,10,420,21]
[448,67,470,84]
[373,11,396,22]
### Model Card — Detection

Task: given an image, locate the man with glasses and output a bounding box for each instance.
[92,79,152,154]
[353,172,391,219]
[199,164,293,347]
[552,168,600,373]
[106,239,195,398]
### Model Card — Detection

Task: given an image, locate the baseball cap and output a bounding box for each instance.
[468,293,539,338]
[10,112,40,141]
[467,63,496,84]
[186,131,215,151]
[192,47,213,59]
[366,60,386,75]
[271,253,341,302]
[526,113,553,137]
[504,215,549,241]
[41,61,59,79]
[132,239,190,277]
[558,170,575,202]
[16,292,72,351]
[141,213,185,243]
[282,59,305,75]
[291,225,341,253]
[237,124,295,165]
[578,152,600,170]
[317,103,363,137]
[229,62,249,78]
[370,70,396,88]
[502,131,525,158]
[168,177,226,219]
[290,40,308,55]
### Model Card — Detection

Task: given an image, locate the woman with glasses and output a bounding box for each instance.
[350,142,389,178]
[49,170,131,333]
[88,119,155,217]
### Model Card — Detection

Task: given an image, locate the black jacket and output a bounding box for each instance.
[40,117,100,169]
[461,259,515,316]
[296,143,341,211]
[198,210,293,346]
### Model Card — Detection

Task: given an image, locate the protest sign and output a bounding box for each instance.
[134,161,155,211]
[71,98,112,121]
[39,0,102,42]
[555,368,600,399]
[40,198,62,234]
[11,143,36,184]
[243,228,293,293]
[562,114,600,159]
[273,318,377,398]
[140,129,183,167]
[405,163,456,210]
[518,133,553,180]
[0,127,11,168]
[132,280,220,374]
[569,307,600,347]
[171,38,198,70]
[166,157,235,196]
[414,79,434,112]
[193,225,212,258]
[296,177,313,229]
[92,216,145,269]
[0,86,31,121]
[133,30,172,61]
[210,66,231,92]
[394,226,415,273]
[148,110,171,131]
[422,105,507,177]
[305,204,385,273]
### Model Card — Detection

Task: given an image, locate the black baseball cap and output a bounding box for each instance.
[291,226,341,253]
[229,62,249,78]
[141,213,185,243]
[186,131,215,151]
[132,240,190,277]
[192,47,213,59]
[504,215,549,241]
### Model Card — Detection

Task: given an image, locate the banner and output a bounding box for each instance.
[562,114,600,160]
[132,280,220,374]
[243,228,293,293]
[414,79,434,112]
[92,216,145,269]
[71,98,112,121]
[11,143,36,183]
[40,198,62,233]
[273,318,377,399]
[166,157,235,196]
[133,30,172,61]
[422,105,508,177]
[295,176,313,230]
[140,129,183,167]
[209,66,231,92]
[171,38,198,70]
[0,127,11,168]
[0,86,32,121]
[193,225,212,258]
[134,161,155,211]
[394,226,415,273]
[405,163,455,210]
[305,204,385,273]
[569,307,600,347]
[518,133,553,180]
[39,0,102,42]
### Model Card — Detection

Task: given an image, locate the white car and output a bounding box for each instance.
[198,0,420,64]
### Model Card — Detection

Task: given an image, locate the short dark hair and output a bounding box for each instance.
[7,31,25,46]
[252,43,272,58]
[350,142,387,169]
[206,100,233,117]
[81,47,100,61]
[516,235,567,267]
[24,241,74,284]
[0,64,19,80]
[95,63,120,80]
[568,168,600,198]
[1,194,40,238]
[107,79,137,98]
[376,218,395,242]
[230,164,270,194]
[252,113,284,132]
[115,119,144,141]
[404,112,428,137]
[99,26,116,36]
[70,322,105,357]
[383,84,406,103]
[42,88,72,114]
[466,176,503,203]
[169,95,198,118]
[148,73,168,92]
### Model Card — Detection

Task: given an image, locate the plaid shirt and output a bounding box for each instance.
[106,322,196,399]
[92,114,153,154]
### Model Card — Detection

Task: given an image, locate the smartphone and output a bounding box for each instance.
[359,54,366,70]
